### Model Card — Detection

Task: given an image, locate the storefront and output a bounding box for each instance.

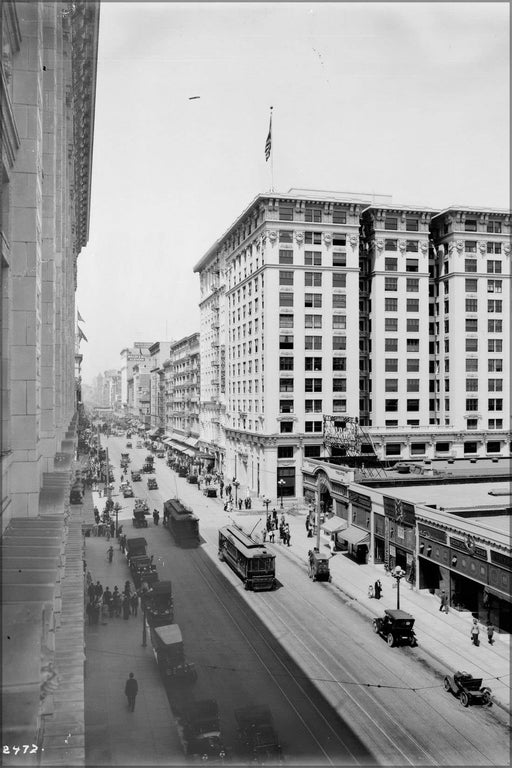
[336,490,371,563]
[383,496,416,580]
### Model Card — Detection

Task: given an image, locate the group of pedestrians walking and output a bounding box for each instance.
[86,573,139,622]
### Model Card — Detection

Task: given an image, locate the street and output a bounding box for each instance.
[89,436,511,765]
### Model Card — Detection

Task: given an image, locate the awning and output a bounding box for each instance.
[322,517,348,535]
[337,525,370,546]
[183,448,195,458]
[484,585,512,604]
[162,437,174,446]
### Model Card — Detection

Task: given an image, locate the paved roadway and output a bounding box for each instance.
[102,436,511,766]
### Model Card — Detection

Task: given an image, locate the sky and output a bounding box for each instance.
[77,1,510,386]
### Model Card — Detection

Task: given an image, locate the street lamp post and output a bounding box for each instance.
[114,502,121,537]
[392,566,406,610]
[263,498,271,515]
[232,479,240,507]
[278,479,285,509]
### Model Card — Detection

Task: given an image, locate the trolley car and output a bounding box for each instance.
[164,498,200,546]
[218,525,276,591]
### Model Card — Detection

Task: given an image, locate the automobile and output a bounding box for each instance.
[444,671,492,707]
[175,699,227,762]
[177,468,188,478]
[136,441,143,448]
[70,484,83,504]
[131,470,142,482]
[203,486,217,498]
[187,474,198,484]
[156,450,165,459]
[372,608,418,647]
[142,462,155,474]
[132,508,148,528]
[235,705,282,762]
[126,441,132,448]
[134,498,150,515]
[147,478,158,490]
[123,484,134,498]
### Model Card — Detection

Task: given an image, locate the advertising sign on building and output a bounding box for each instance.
[127,354,146,362]
[220,345,226,393]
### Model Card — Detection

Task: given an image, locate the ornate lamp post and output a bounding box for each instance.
[278,479,285,509]
[232,479,240,507]
[392,566,406,610]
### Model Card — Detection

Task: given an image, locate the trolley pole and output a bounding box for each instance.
[316,498,321,552]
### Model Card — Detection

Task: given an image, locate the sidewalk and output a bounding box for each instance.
[227,501,511,715]
[82,513,179,765]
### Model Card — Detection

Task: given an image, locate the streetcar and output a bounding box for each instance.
[163,497,200,546]
[218,525,276,591]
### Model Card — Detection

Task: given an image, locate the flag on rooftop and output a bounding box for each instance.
[77,325,88,343]
[265,107,272,162]
[77,308,85,323]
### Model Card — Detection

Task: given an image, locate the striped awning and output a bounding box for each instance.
[337,526,370,546]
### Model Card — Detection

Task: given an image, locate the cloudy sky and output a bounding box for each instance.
[77,1,509,385]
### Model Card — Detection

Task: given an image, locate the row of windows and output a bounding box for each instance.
[279,250,348,267]
[381,239,421,251]
[280,292,347,308]
[279,271,347,287]
[465,339,503,352]
[279,378,347,392]
[463,243,503,254]
[384,298,421,312]
[279,314,347,329]
[280,356,347,371]
[465,399,503,411]
[464,318,504,333]
[384,277,421,291]
[462,219,502,233]
[465,379,503,391]
[384,319,420,332]
[465,258,503,273]
[465,279,503,293]
[384,379,421,392]
[385,399,421,411]
[278,207,348,224]
[384,358,421,372]
[466,359,503,372]
[279,399,347,413]
[279,335,346,350]
[384,257,420,271]
[383,216,421,231]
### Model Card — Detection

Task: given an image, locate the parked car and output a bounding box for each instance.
[156,451,165,459]
[126,441,132,448]
[187,474,198,484]
[123,484,134,498]
[444,671,492,707]
[131,470,142,482]
[373,608,417,647]
[203,487,217,498]
[147,478,158,490]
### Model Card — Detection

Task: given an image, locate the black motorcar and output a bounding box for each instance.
[147,478,158,490]
[373,608,417,647]
[131,470,142,482]
[203,487,217,497]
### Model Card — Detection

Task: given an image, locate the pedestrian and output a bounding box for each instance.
[94,581,103,599]
[110,521,115,538]
[262,528,267,543]
[280,512,285,527]
[92,599,101,625]
[238,498,243,511]
[113,592,122,618]
[269,528,275,544]
[86,600,94,625]
[87,582,95,602]
[439,591,449,613]
[124,580,132,597]
[471,618,480,646]
[223,502,228,512]
[86,570,93,587]
[278,524,284,544]
[266,515,271,532]
[374,579,382,600]
[121,473,124,482]
[486,622,494,645]
[124,672,138,712]
[130,592,139,616]
[272,508,278,525]
[122,595,131,620]
[153,509,159,526]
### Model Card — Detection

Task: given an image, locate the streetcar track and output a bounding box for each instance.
[187,548,371,766]
[193,528,502,766]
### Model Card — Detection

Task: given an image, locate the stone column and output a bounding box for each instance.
[10,2,44,517]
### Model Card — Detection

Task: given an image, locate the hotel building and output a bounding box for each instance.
[195,191,510,500]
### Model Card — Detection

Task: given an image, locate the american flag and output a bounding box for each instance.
[265,110,272,162]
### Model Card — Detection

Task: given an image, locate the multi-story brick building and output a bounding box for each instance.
[195,191,510,500]
[162,333,201,461]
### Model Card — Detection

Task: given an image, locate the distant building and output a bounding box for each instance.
[162,333,201,460]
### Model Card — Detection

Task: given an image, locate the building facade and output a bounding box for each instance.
[1,0,99,755]
[194,191,511,501]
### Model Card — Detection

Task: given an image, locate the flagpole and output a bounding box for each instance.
[270,106,274,192]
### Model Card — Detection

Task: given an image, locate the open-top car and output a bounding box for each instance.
[131,470,142,482]
[147,477,158,490]
[444,671,492,707]
[134,498,150,515]
[156,450,165,458]
[373,608,417,647]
